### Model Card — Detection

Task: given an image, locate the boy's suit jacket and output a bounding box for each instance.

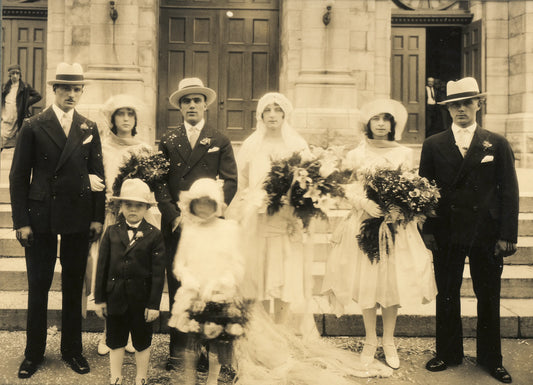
[9,106,105,234]
[155,123,237,233]
[94,218,166,315]
[419,125,519,246]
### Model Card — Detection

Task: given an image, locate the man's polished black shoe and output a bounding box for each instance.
[197,352,209,373]
[488,366,512,383]
[18,357,43,378]
[425,357,448,372]
[62,354,90,374]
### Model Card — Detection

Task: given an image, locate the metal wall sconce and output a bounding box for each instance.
[109,1,118,23]
[323,5,332,26]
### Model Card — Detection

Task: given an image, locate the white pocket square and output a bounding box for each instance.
[207,146,220,153]
[82,135,93,145]
[481,155,494,163]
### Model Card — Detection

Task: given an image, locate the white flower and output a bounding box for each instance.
[191,300,206,313]
[225,323,244,336]
[203,322,224,339]
[80,122,90,130]
[319,160,338,178]
[199,137,212,146]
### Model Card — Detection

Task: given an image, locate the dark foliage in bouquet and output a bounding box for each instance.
[187,298,254,343]
[356,166,440,263]
[112,147,170,196]
[264,147,354,228]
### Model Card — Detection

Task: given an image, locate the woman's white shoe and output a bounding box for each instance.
[382,343,400,369]
[98,339,110,355]
[360,341,377,365]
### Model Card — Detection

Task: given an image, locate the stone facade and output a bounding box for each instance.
[39,0,533,164]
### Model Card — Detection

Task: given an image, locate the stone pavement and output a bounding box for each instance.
[0,331,531,385]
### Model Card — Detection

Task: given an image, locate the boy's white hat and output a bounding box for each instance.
[179,178,225,218]
[110,178,155,205]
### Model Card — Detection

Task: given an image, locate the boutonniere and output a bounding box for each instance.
[199,137,211,146]
[482,140,493,151]
[80,122,90,131]
[130,231,143,245]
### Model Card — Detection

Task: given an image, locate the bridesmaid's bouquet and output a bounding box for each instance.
[263,145,353,228]
[112,147,170,196]
[357,166,440,263]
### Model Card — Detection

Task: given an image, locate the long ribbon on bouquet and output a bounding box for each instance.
[378,219,395,261]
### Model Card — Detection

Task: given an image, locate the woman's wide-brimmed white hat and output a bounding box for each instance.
[110,178,155,205]
[360,99,407,141]
[102,94,145,125]
[169,77,216,109]
[47,62,87,85]
[439,77,486,104]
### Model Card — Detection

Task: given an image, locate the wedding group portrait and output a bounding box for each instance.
[0,1,532,385]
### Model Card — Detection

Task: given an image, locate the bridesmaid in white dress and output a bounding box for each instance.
[87,94,155,355]
[321,99,437,369]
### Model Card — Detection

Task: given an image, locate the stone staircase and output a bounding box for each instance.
[0,159,532,337]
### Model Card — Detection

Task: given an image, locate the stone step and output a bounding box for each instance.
[0,184,9,204]
[519,213,533,236]
[2,256,532,299]
[312,264,533,299]
[0,204,12,228]
[520,192,533,213]
[0,291,531,337]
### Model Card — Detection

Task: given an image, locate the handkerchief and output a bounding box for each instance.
[207,146,220,153]
[83,135,93,145]
[481,155,494,163]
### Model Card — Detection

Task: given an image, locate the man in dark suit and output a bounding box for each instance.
[425,76,441,138]
[9,62,105,378]
[419,77,519,384]
[155,77,238,370]
[1,64,42,150]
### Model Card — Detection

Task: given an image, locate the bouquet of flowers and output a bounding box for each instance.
[112,147,170,196]
[356,166,440,263]
[172,296,253,344]
[263,145,354,228]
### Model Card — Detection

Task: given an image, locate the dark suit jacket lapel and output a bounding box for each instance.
[40,107,67,150]
[124,219,151,254]
[171,125,192,162]
[434,129,463,169]
[56,110,85,172]
[452,126,489,186]
[187,124,214,171]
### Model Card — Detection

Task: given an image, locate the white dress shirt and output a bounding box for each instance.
[452,122,476,157]
[426,86,436,105]
[184,119,205,148]
[52,104,74,136]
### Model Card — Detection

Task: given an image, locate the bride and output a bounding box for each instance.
[227,93,392,384]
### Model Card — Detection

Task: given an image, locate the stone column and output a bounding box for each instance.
[47,0,158,145]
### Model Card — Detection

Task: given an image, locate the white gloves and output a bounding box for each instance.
[89,174,105,192]
[361,198,382,217]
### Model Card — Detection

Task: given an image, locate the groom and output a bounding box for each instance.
[419,77,519,384]
[155,77,238,370]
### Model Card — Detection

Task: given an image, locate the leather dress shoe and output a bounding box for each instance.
[425,357,447,372]
[62,354,90,374]
[197,351,209,373]
[18,357,43,378]
[488,366,512,383]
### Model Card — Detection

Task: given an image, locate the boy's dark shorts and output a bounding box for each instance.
[106,306,154,351]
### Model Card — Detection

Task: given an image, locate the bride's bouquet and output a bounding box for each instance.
[170,293,253,344]
[263,145,354,228]
[357,166,440,263]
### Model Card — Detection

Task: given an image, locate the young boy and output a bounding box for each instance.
[94,178,166,385]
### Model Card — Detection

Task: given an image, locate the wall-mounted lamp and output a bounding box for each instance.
[109,1,118,23]
[322,5,332,26]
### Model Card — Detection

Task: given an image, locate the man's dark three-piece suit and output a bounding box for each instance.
[155,122,237,356]
[9,107,105,361]
[419,126,519,368]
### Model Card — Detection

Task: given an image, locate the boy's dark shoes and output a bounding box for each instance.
[197,351,209,372]
[488,366,512,383]
[18,357,43,378]
[165,357,180,371]
[221,365,236,382]
[62,354,90,374]
[425,357,447,372]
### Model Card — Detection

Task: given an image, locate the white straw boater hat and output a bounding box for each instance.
[360,99,408,141]
[110,178,155,205]
[169,77,216,109]
[439,77,486,104]
[47,62,87,85]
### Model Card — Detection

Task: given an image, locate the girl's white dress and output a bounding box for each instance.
[322,140,437,313]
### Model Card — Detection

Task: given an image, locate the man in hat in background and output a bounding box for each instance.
[155,77,237,371]
[1,64,42,150]
[9,62,106,378]
[419,77,519,383]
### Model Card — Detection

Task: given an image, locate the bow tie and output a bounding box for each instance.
[126,224,139,233]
